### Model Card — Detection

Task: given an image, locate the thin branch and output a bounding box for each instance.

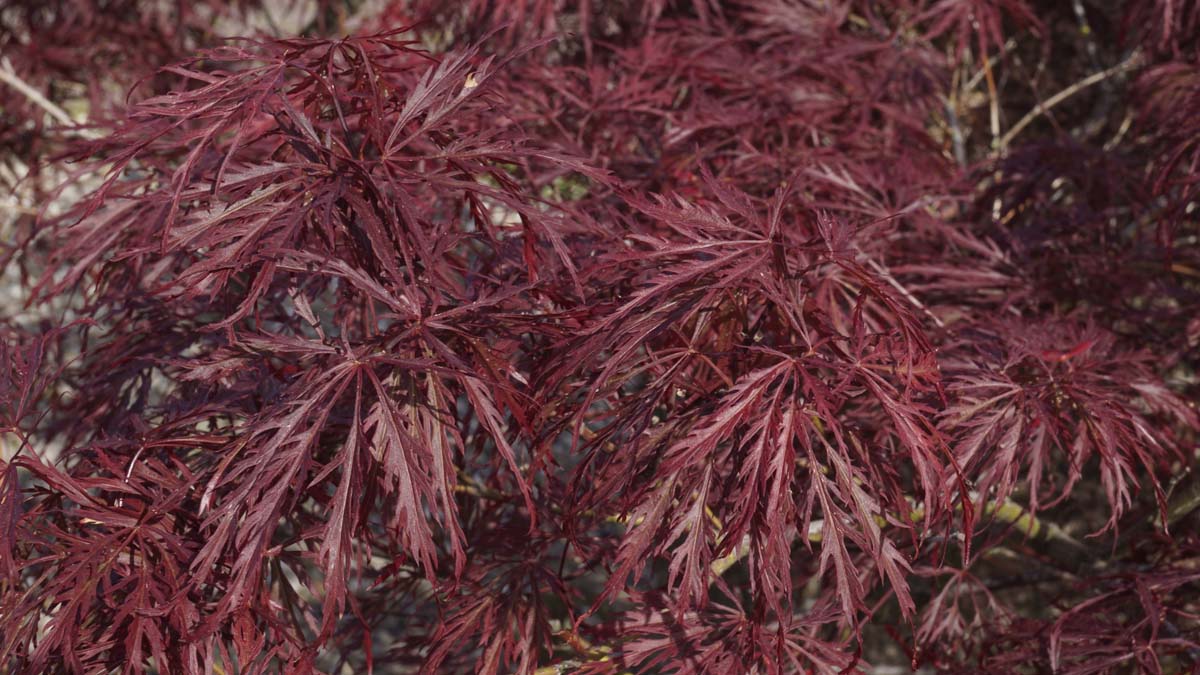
[1166,474,1200,528]
[942,97,968,167]
[0,58,75,127]
[997,51,1143,153]
[1103,110,1135,151]
[981,51,1004,221]
[0,57,99,139]
[964,38,1018,93]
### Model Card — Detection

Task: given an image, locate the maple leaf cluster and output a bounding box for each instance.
[1,1,1198,673]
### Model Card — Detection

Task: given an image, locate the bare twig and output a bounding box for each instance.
[1164,472,1200,530]
[942,97,968,167]
[981,52,1004,221]
[997,51,1143,153]
[1103,110,1135,151]
[983,53,1002,153]
[0,57,99,139]
[0,58,74,127]
[964,39,1018,93]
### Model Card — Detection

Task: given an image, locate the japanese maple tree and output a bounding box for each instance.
[1,1,1198,673]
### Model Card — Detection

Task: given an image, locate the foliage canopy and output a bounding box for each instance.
[1,1,1199,673]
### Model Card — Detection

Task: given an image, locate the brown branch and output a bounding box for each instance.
[997,51,1143,153]
[0,57,99,139]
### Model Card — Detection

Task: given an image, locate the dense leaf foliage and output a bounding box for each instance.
[2,1,1198,673]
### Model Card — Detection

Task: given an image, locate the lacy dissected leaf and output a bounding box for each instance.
[941,319,1196,529]
[6,1,1200,673]
[545,183,947,623]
